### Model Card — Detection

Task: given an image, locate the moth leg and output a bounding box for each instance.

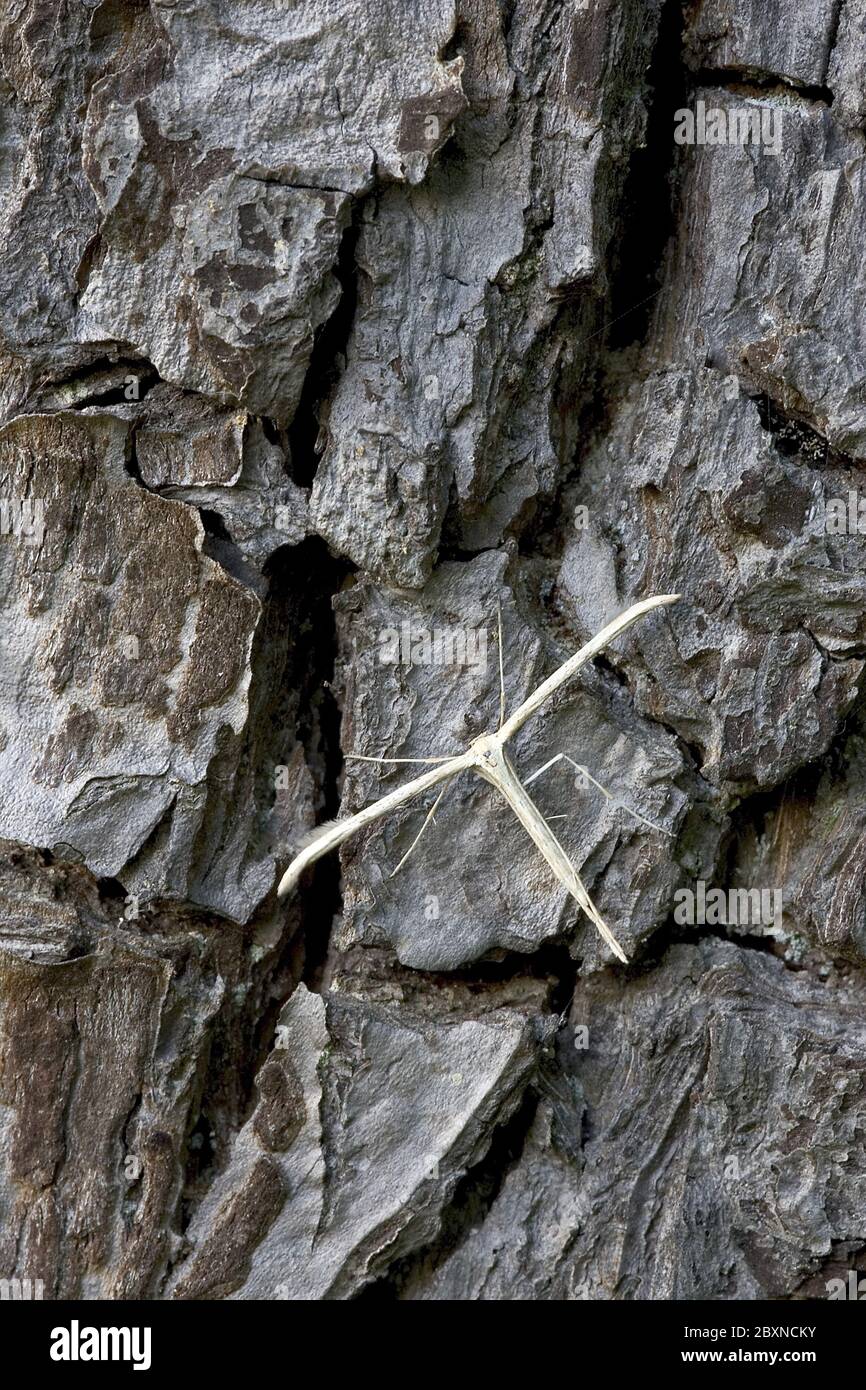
[345,754,460,764]
[389,778,455,878]
[497,601,506,730]
[524,752,674,836]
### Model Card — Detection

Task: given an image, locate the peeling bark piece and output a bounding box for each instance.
[170,982,537,1301]
[68,0,466,419]
[328,938,554,1020]
[0,842,91,966]
[145,0,465,192]
[728,704,866,965]
[136,395,247,490]
[0,840,307,1300]
[0,901,228,1299]
[3,0,464,408]
[167,1155,287,1302]
[413,941,866,1300]
[827,1,866,127]
[0,1,100,376]
[330,550,686,970]
[79,177,352,424]
[684,0,839,89]
[561,368,865,792]
[135,385,309,571]
[657,92,866,456]
[0,411,274,918]
[405,1097,584,1300]
[310,0,664,586]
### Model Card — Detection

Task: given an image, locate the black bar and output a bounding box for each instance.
[1,1293,858,1375]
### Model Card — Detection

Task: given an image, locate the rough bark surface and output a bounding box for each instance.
[1,0,865,1301]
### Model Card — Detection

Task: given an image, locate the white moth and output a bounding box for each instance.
[278,593,680,963]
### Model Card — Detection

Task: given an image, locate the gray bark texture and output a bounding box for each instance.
[1,0,865,1302]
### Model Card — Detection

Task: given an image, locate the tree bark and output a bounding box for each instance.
[1,0,864,1301]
